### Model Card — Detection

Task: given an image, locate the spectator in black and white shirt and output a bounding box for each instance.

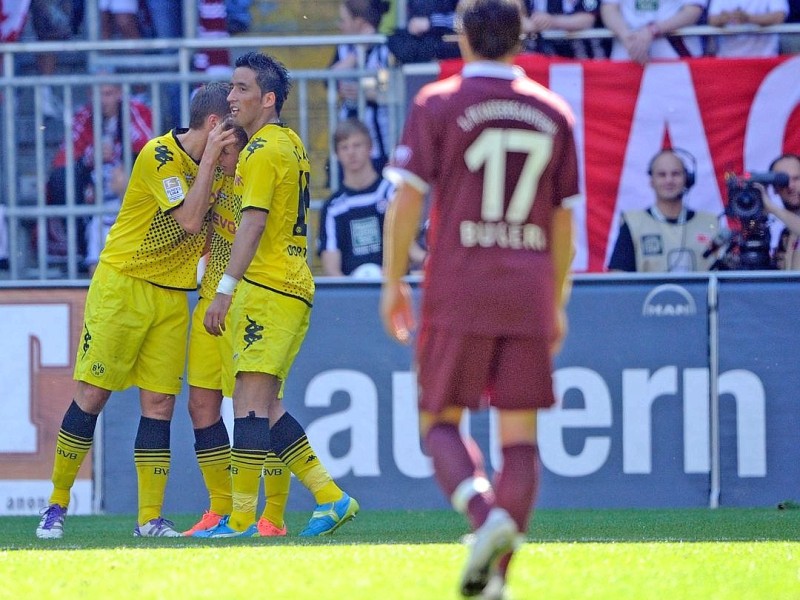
[318,119,394,277]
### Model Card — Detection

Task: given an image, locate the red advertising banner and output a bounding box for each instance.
[439,55,800,272]
[0,289,91,515]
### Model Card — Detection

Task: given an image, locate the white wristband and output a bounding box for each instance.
[216,274,239,295]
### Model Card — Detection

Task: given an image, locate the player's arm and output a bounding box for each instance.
[380,181,424,343]
[321,250,345,276]
[203,208,267,336]
[550,206,574,355]
[172,123,236,234]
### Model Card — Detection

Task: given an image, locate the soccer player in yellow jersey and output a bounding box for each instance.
[36,82,239,539]
[182,119,250,537]
[202,51,359,537]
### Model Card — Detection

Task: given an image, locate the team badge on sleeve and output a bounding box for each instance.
[163,177,185,204]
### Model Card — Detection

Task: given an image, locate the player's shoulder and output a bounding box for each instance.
[245,124,303,163]
[136,130,184,169]
[513,76,575,124]
[140,129,180,154]
[415,74,464,107]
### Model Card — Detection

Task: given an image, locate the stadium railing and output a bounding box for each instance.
[1,26,799,282]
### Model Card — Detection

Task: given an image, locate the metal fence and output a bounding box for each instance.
[1,34,405,280]
[2,26,799,282]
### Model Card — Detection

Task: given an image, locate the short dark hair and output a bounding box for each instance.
[343,0,391,29]
[334,118,372,150]
[222,114,249,150]
[189,81,232,130]
[768,153,800,172]
[457,0,522,60]
[234,51,292,116]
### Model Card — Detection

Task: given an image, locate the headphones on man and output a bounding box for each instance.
[647,147,697,190]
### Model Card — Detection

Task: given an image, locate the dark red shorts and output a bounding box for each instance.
[416,324,556,414]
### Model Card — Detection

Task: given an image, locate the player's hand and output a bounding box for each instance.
[203,292,233,336]
[203,122,237,165]
[550,307,568,356]
[380,280,416,344]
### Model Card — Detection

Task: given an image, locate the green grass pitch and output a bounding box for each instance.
[2,508,799,599]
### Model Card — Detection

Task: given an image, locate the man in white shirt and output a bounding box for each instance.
[601,0,706,63]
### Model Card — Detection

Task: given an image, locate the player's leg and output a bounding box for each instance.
[184,298,231,535]
[259,449,290,536]
[269,404,358,537]
[193,371,273,538]
[254,293,357,536]
[490,409,540,590]
[482,337,556,597]
[131,281,189,537]
[36,381,111,539]
[416,326,516,597]
[184,385,230,535]
[259,394,292,536]
[132,389,180,537]
[224,371,275,535]
[38,264,137,538]
[417,326,497,530]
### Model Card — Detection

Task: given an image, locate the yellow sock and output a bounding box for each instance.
[134,448,170,525]
[281,436,342,505]
[229,447,267,531]
[261,451,290,527]
[196,444,232,515]
[49,430,93,508]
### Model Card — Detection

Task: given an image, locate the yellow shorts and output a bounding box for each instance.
[232,281,311,386]
[74,262,190,395]
[187,295,235,397]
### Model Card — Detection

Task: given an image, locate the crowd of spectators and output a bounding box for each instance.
[0,0,252,272]
[2,0,799,276]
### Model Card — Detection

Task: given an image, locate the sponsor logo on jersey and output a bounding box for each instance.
[245,137,266,161]
[163,177,185,204]
[154,143,174,171]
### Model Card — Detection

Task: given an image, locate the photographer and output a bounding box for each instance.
[764,153,800,269]
[607,148,721,272]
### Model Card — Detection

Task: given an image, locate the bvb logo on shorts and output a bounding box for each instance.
[91,362,107,377]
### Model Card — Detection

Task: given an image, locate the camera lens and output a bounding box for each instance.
[731,184,763,220]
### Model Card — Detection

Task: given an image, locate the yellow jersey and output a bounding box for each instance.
[235,123,314,305]
[100,128,224,290]
[199,174,239,299]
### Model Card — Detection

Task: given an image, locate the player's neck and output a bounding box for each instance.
[248,115,282,138]
[342,166,379,190]
[176,129,206,163]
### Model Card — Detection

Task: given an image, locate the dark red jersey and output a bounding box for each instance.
[388,63,580,337]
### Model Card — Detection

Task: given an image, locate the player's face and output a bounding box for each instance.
[228,67,273,133]
[336,132,372,174]
[218,142,242,177]
[650,153,687,202]
[772,157,800,211]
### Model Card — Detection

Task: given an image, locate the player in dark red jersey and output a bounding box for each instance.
[380,0,579,597]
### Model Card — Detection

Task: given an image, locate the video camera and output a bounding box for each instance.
[716,171,789,270]
[726,171,789,222]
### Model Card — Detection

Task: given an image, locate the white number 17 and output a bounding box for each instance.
[464,128,553,224]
